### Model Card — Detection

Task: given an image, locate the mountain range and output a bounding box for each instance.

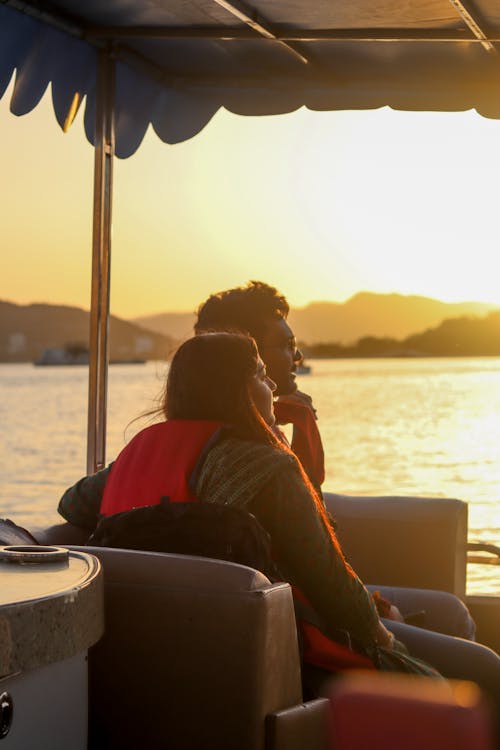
[305,310,500,357]
[134,292,498,345]
[2,293,497,363]
[0,300,175,363]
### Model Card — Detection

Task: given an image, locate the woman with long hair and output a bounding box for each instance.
[61,332,392,655]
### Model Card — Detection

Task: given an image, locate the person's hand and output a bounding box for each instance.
[386,605,405,623]
[375,621,395,650]
[277,391,318,419]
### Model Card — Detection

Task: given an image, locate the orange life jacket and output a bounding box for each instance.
[100,420,223,516]
[100,419,373,673]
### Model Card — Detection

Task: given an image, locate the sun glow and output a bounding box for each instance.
[2,78,500,317]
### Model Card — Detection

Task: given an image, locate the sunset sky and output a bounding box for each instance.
[2,74,500,319]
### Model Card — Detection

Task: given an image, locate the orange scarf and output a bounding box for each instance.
[274,397,325,486]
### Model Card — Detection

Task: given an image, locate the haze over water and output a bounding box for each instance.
[1,358,498,595]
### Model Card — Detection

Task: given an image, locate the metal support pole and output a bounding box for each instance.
[87,50,115,474]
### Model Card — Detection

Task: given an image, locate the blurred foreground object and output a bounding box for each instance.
[326,672,495,750]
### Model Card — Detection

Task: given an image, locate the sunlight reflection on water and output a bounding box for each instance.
[0,358,498,594]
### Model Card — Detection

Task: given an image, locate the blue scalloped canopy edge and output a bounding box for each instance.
[0,5,224,158]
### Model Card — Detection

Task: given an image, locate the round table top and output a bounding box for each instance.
[0,547,96,605]
[0,547,104,677]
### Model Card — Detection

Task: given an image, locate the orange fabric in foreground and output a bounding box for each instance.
[327,673,495,750]
[293,587,374,672]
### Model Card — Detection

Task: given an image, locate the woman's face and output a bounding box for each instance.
[248,357,277,426]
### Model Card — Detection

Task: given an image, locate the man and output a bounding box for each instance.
[195,280,324,489]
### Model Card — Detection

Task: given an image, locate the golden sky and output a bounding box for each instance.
[2,75,500,319]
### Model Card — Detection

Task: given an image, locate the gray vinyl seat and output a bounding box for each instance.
[37,491,469,599]
[33,491,470,749]
[67,545,304,750]
[324,493,468,597]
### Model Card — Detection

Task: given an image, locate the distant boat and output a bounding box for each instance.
[34,347,89,366]
[295,362,312,375]
[35,347,145,366]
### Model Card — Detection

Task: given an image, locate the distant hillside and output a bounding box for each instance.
[304,310,500,358]
[405,311,500,356]
[134,311,196,341]
[133,292,498,345]
[288,292,497,344]
[0,301,175,363]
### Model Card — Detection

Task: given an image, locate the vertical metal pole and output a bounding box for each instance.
[87,49,115,474]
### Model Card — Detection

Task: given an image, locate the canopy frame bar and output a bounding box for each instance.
[209,0,309,64]
[448,0,496,53]
[2,0,84,38]
[83,26,500,44]
[87,49,115,475]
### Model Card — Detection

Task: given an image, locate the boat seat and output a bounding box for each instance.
[66,545,305,750]
[35,491,469,600]
[34,521,90,546]
[324,493,468,598]
[27,493,476,748]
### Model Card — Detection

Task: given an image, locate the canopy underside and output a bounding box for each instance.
[2,0,500,157]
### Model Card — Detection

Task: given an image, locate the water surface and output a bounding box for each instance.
[1,358,498,594]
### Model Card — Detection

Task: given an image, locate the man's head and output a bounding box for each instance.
[195,281,302,396]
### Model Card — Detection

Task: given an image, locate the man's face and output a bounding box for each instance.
[257,318,302,396]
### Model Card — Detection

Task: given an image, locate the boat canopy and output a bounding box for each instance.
[2,0,500,158]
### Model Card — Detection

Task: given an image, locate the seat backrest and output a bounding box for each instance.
[68,545,303,750]
[324,493,468,597]
[33,521,90,546]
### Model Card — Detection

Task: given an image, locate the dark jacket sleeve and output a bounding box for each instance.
[58,464,112,530]
[246,464,379,648]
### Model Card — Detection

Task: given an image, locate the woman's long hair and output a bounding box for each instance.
[163,332,279,447]
[162,332,343,557]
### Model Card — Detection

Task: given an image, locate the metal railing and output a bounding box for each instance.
[467,542,500,566]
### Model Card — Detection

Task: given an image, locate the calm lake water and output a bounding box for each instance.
[1,358,499,594]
